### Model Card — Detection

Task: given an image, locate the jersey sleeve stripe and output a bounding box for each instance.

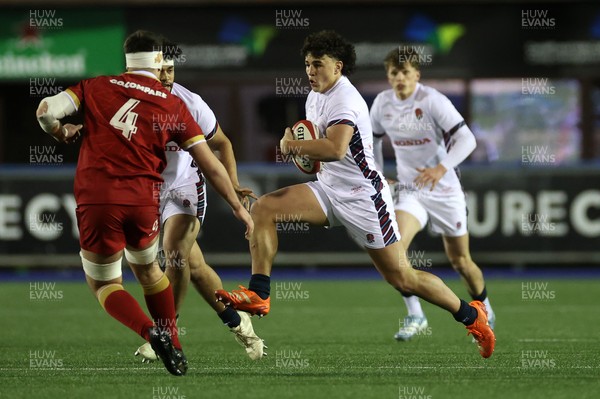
[205,121,219,141]
[64,89,81,111]
[443,120,466,149]
[180,135,206,150]
[327,119,355,128]
[445,120,466,137]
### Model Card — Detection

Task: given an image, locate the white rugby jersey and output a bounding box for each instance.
[370,83,473,195]
[306,76,385,197]
[161,82,218,190]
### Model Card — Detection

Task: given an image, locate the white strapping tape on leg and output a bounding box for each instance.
[124,239,159,265]
[80,252,123,281]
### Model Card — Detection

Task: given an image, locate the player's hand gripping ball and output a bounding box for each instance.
[291,119,321,174]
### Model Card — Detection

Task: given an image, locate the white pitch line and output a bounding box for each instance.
[0,366,600,372]
[518,338,597,342]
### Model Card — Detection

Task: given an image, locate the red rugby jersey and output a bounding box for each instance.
[66,72,205,206]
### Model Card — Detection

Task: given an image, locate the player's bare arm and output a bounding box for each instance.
[187,141,254,238]
[280,124,353,161]
[208,126,257,209]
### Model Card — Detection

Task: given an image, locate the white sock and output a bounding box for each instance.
[403,295,425,318]
[483,297,493,315]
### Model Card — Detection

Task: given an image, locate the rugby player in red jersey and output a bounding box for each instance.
[134,39,265,364]
[35,30,253,376]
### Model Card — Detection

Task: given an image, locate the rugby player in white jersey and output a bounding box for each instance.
[135,40,265,361]
[370,47,496,341]
[216,31,495,359]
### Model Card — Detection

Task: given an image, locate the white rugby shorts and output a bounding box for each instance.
[394,186,468,237]
[306,180,399,249]
[159,180,207,226]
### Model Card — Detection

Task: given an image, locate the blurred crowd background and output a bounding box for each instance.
[1,1,599,269]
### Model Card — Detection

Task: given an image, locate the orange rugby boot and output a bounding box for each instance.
[215,285,271,317]
[466,300,496,359]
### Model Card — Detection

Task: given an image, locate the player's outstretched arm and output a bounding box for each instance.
[187,142,254,239]
[208,126,257,209]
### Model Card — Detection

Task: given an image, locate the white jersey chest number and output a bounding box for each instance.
[110,98,140,141]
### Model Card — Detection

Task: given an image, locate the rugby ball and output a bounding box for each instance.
[291,119,321,174]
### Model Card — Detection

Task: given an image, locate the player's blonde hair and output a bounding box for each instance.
[384,47,421,71]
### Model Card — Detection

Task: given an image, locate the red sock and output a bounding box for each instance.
[143,274,181,349]
[99,285,154,341]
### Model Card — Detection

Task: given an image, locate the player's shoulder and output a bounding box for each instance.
[171,82,209,109]
[102,73,168,93]
[82,74,116,86]
[415,84,448,103]
[330,77,366,106]
[75,74,125,93]
[171,82,191,96]
[171,82,201,102]
[372,89,395,107]
[335,76,361,97]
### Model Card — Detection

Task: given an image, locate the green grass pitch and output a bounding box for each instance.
[1,276,599,398]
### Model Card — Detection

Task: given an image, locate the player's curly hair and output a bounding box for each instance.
[301,30,356,76]
[123,30,163,53]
